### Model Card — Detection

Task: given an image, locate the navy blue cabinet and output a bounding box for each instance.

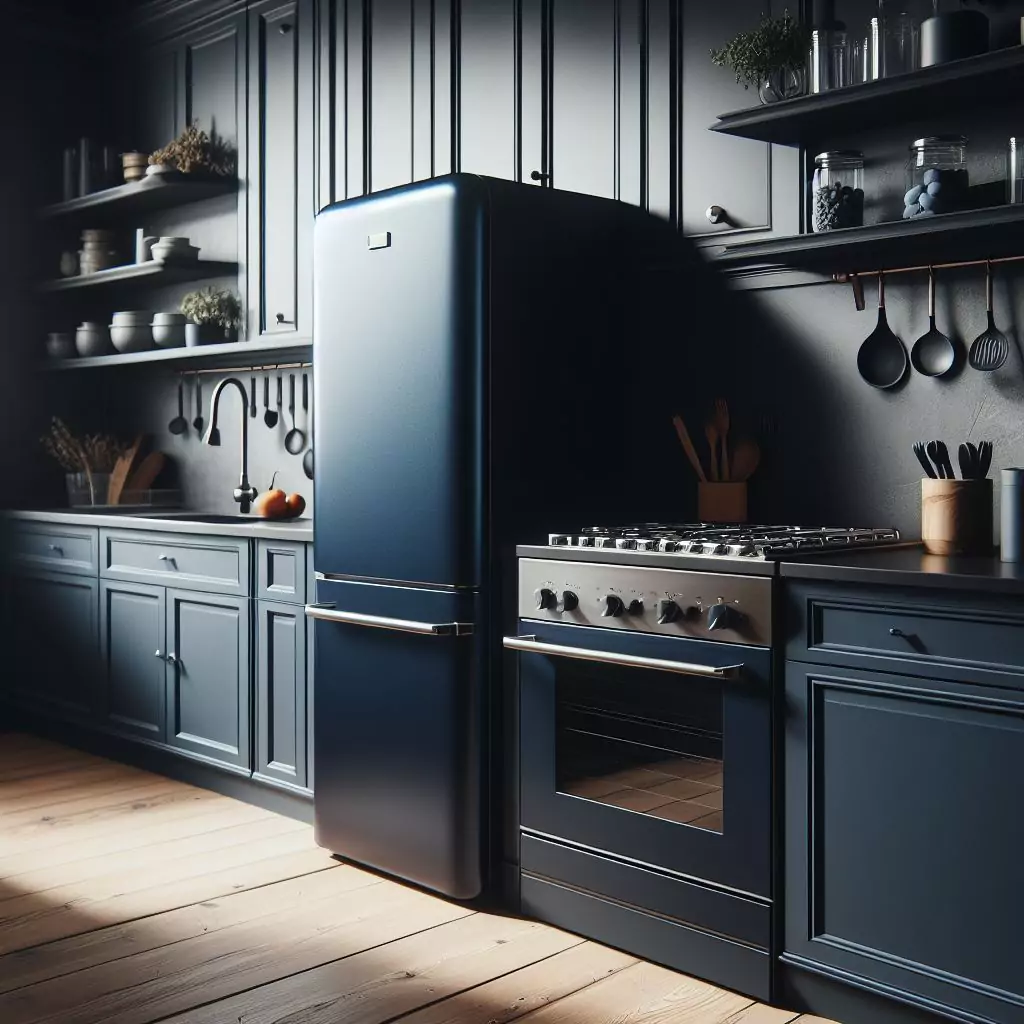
[784,582,1024,1024]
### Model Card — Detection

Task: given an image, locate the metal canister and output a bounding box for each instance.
[1001,469,1024,562]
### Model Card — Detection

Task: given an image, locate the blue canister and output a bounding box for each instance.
[1001,469,1024,562]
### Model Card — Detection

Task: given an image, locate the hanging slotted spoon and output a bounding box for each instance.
[968,262,1009,371]
[857,272,908,389]
[910,267,955,377]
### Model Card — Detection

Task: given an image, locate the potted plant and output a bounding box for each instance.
[710,10,810,103]
[41,417,126,506]
[181,287,243,346]
[148,123,235,177]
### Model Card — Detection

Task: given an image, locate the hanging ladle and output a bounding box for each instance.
[910,267,955,377]
[857,272,908,389]
[168,376,188,435]
[284,373,306,455]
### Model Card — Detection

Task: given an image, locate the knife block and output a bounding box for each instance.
[921,478,993,555]
[698,482,747,524]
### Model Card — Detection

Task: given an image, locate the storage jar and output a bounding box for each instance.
[1001,469,1024,562]
[811,151,865,232]
[1009,138,1023,205]
[904,136,969,220]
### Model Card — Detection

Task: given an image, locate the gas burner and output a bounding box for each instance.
[547,524,900,561]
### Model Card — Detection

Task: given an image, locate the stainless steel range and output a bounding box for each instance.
[505,522,900,1002]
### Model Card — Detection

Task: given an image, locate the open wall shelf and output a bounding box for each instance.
[41,176,237,222]
[40,260,238,293]
[714,204,1024,275]
[711,46,1024,147]
[42,337,312,372]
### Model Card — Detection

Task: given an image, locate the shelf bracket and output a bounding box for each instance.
[834,272,866,312]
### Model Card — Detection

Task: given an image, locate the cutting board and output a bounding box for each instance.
[106,435,145,505]
[123,451,166,498]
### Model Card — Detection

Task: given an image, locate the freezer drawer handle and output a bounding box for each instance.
[305,603,474,636]
[502,635,741,679]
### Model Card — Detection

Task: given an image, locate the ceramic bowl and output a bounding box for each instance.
[155,236,192,248]
[152,312,187,324]
[112,310,153,324]
[152,322,186,348]
[76,323,112,357]
[150,242,199,262]
[46,332,76,359]
[109,324,154,354]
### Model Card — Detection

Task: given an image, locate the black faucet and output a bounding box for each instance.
[203,377,260,513]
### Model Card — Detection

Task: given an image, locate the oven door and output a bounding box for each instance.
[508,620,770,898]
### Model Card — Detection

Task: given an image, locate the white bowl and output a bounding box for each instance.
[110,324,154,353]
[152,312,187,325]
[76,324,112,357]
[152,322,186,348]
[150,242,199,262]
[155,236,192,247]
[112,310,153,324]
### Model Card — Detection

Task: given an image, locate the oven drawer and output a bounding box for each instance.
[787,582,1024,684]
[520,870,771,1002]
[101,530,250,596]
[521,833,769,948]
[6,523,98,577]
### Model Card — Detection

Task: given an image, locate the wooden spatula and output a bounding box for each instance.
[123,452,166,501]
[106,435,144,505]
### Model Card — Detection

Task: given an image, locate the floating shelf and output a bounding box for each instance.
[711,46,1024,146]
[40,176,237,221]
[42,337,311,372]
[40,260,238,293]
[714,204,1024,275]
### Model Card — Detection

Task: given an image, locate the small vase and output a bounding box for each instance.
[758,67,807,104]
[186,323,237,347]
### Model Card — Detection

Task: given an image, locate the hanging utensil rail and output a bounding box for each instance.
[177,361,312,376]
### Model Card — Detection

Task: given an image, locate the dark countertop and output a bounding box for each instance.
[4,509,314,543]
[781,543,1024,595]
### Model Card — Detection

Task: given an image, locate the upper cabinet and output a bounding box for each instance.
[680,0,800,242]
[249,0,315,342]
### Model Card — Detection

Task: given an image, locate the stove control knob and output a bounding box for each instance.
[628,599,645,616]
[657,599,681,624]
[601,595,625,618]
[707,603,740,632]
[557,590,579,613]
[534,588,557,611]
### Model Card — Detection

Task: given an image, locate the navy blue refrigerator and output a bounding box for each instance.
[309,174,689,899]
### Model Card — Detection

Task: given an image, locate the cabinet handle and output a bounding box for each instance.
[48,544,64,555]
[154,650,164,660]
[706,205,730,225]
[158,553,177,567]
[889,627,906,638]
[165,652,178,665]
[275,313,295,325]
[529,170,551,183]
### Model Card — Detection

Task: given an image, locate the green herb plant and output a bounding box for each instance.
[180,287,243,329]
[710,10,810,90]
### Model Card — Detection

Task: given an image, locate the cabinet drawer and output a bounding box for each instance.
[256,540,306,604]
[788,582,1024,682]
[5,524,98,576]
[101,530,250,596]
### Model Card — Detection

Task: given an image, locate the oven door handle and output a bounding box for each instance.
[306,604,474,636]
[503,635,741,679]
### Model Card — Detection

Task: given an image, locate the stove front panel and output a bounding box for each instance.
[517,559,772,646]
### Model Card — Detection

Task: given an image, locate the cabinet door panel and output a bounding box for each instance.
[100,582,166,742]
[249,0,313,340]
[369,0,414,191]
[166,590,250,770]
[9,572,99,719]
[785,662,1024,1024]
[256,601,307,788]
[681,0,799,240]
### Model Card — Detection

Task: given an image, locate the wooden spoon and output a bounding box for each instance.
[714,398,731,480]
[730,438,761,482]
[672,415,706,482]
[704,422,720,482]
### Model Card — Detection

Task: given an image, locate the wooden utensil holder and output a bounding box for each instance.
[921,478,993,555]
[698,482,747,524]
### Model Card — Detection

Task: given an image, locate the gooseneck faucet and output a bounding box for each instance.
[203,377,260,513]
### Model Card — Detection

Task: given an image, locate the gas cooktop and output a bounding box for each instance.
[545,524,901,561]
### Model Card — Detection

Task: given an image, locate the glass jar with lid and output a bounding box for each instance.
[811,151,865,232]
[904,136,969,220]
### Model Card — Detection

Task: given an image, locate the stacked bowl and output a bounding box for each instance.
[150,236,200,263]
[76,322,112,357]
[80,229,119,274]
[110,310,153,353]
[151,312,187,348]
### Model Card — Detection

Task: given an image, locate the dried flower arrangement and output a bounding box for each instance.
[180,287,243,328]
[41,417,127,503]
[149,123,234,176]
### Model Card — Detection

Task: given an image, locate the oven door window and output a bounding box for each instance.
[555,656,724,834]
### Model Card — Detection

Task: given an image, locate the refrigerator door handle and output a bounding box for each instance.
[503,635,741,679]
[305,604,475,637]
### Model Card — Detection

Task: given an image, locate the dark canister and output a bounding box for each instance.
[920,9,988,67]
[1001,469,1024,562]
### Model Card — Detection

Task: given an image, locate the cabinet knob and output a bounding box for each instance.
[889,627,906,638]
[706,205,729,225]
[165,652,178,665]
[275,313,296,325]
[529,170,551,183]
[278,22,292,34]
[154,650,164,660]
[48,544,64,555]
[158,553,176,565]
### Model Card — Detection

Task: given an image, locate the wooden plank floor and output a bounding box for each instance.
[0,733,837,1024]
